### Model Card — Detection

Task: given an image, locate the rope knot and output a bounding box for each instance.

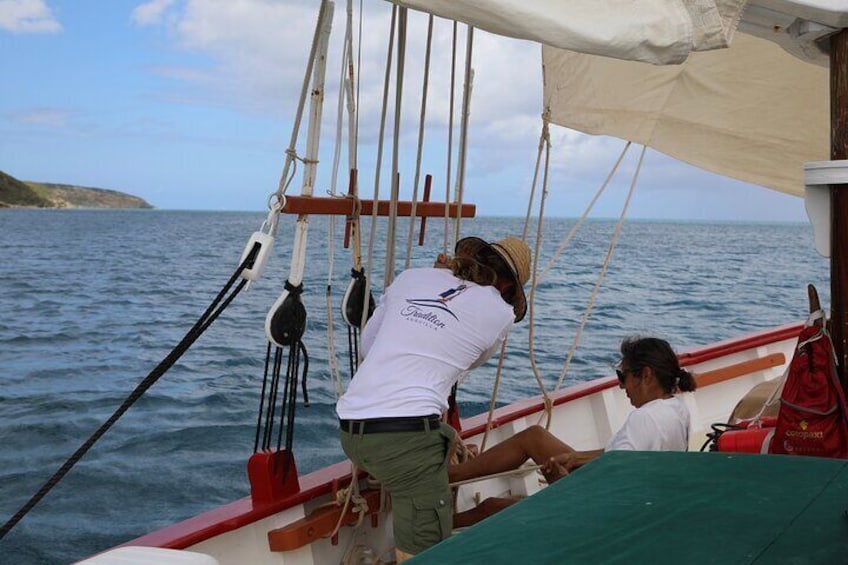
[344,192,363,217]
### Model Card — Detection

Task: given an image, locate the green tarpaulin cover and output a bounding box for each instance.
[412,451,848,564]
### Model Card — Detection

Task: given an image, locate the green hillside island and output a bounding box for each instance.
[0,170,153,209]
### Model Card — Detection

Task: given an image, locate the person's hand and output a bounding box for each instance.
[434,253,451,269]
[542,453,574,479]
[542,449,602,479]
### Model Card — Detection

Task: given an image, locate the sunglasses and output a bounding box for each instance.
[615,367,640,384]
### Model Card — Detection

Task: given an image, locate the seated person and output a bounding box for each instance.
[448,336,697,527]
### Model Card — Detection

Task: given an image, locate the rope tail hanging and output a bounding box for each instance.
[255,281,310,479]
[262,0,334,462]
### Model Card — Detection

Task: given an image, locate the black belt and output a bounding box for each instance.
[339,415,441,434]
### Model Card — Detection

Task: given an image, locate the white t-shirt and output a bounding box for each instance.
[605,396,691,452]
[336,267,514,420]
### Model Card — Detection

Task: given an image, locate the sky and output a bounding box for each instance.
[0,0,812,221]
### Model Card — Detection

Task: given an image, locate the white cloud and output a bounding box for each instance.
[133,1,782,219]
[10,107,72,127]
[132,0,176,27]
[0,0,61,33]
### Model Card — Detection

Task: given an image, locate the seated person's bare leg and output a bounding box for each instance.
[453,496,522,528]
[449,425,573,485]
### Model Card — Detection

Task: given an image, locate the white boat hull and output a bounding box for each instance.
[80,322,802,564]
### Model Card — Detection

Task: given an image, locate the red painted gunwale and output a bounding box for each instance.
[124,321,803,551]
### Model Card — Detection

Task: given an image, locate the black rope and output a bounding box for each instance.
[300,340,310,407]
[254,275,310,482]
[261,347,284,451]
[347,326,357,377]
[0,243,260,542]
[699,422,746,452]
[255,337,309,482]
[253,341,273,453]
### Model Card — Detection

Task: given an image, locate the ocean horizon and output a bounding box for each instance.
[0,210,830,563]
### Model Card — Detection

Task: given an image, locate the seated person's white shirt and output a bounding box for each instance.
[606,396,690,452]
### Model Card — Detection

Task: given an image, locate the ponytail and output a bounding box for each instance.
[676,368,697,393]
[620,336,697,394]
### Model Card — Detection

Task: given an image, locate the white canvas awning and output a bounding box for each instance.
[391,0,747,65]
[543,32,829,196]
[388,0,846,196]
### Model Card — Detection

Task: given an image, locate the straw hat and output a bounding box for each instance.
[454,235,532,322]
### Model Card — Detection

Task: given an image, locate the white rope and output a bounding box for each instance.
[360,5,397,335]
[383,6,407,288]
[524,137,632,418]
[537,142,631,284]
[479,338,508,453]
[525,122,554,421]
[443,21,457,256]
[346,0,359,171]
[404,14,434,269]
[325,0,358,399]
[270,0,332,224]
[327,462,368,541]
[285,4,333,290]
[551,145,645,393]
[508,131,634,431]
[521,114,548,242]
[453,26,474,247]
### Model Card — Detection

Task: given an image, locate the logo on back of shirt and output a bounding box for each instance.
[401,284,468,329]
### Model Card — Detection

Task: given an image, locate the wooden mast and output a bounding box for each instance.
[831,28,848,390]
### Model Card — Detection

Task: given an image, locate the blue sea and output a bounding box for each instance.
[0,210,830,564]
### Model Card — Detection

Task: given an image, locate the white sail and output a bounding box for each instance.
[384,1,844,196]
[544,32,829,196]
[390,0,747,65]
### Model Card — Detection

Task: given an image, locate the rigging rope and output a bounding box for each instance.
[443,21,458,256]
[271,0,333,222]
[257,278,310,482]
[324,0,352,398]
[326,0,361,398]
[453,25,475,247]
[525,121,554,410]
[550,145,645,395]
[404,14,434,270]
[360,4,398,337]
[536,142,632,284]
[479,338,509,452]
[384,6,408,287]
[0,245,261,542]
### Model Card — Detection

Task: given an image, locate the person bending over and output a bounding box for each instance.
[337,235,532,562]
[449,336,697,527]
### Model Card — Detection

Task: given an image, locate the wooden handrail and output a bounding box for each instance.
[693,353,786,388]
[267,488,382,552]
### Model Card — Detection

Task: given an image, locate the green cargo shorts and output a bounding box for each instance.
[340,420,456,555]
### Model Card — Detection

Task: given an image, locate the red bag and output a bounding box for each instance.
[769,312,848,458]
